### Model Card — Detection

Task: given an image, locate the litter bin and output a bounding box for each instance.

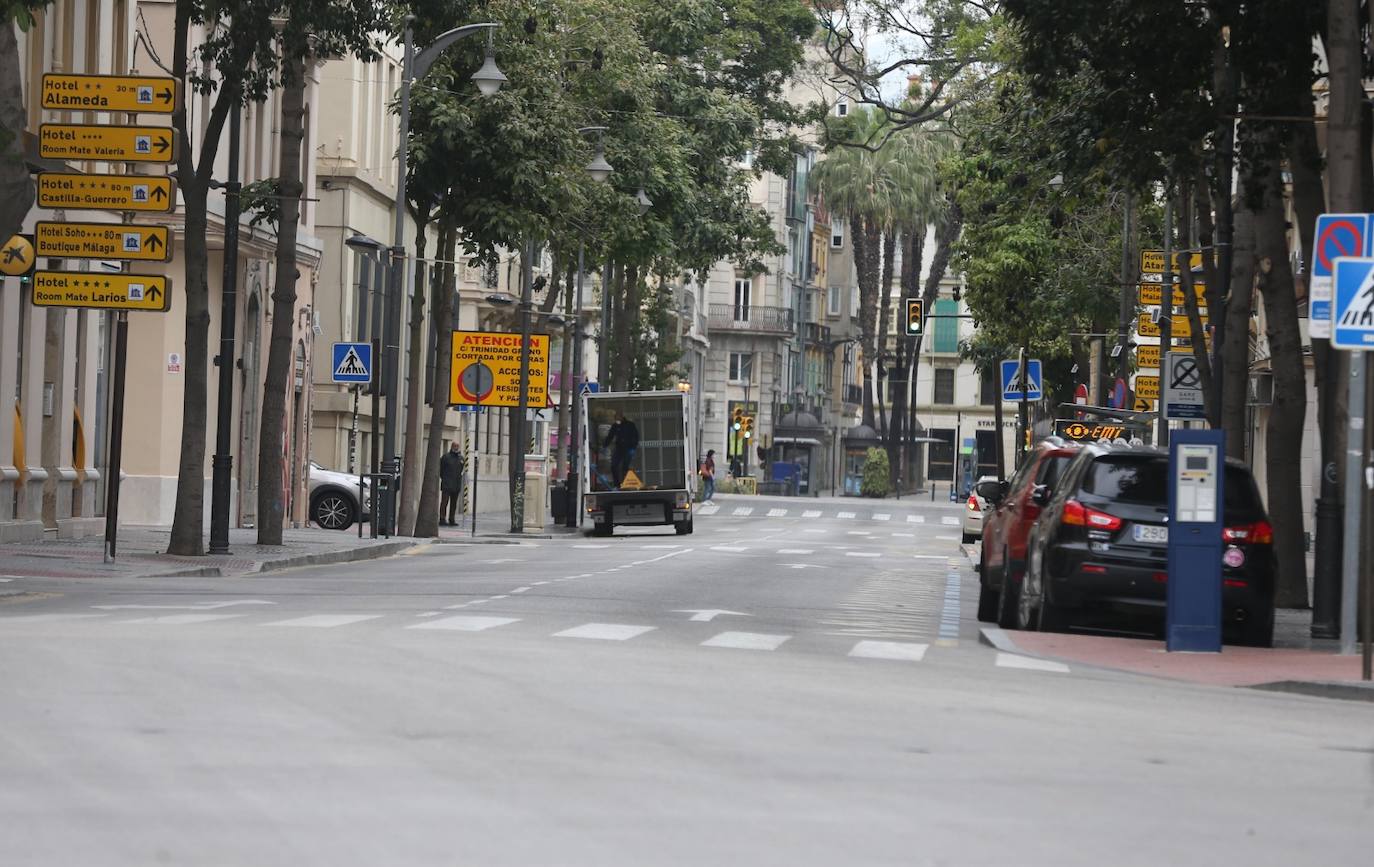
[550,481,568,521]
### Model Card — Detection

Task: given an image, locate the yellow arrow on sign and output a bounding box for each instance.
[41,73,177,114]
[0,234,35,276]
[36,221,171,261]
[31,271,171,312]
[38,173,176,213]
[1134,397,1154,413]
[39,123,178,163]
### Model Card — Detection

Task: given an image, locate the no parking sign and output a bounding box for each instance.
[1311,214,1372,338]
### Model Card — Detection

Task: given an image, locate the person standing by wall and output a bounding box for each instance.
[603,410,639,488]
[439,441,465,526]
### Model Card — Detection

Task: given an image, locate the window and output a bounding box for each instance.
[733,278,751,322]
[933,298,959,353]
[934,368,956,405]
[836,100,849,117]
[729,352,754,383]
[831,220,844,249]
[851,287,860,318]
[928,428,955,481]
[980,366,998,406]
[827,286,841,317]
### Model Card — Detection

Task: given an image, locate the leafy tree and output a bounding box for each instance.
[860,446,889,497]
[0,2,51,244]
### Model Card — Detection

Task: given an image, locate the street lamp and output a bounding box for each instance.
[635,187,653,215]
[377,16,502,536]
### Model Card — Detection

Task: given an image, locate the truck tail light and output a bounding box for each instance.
[1223,521,1273,544]
[675,492,690,508]
[585,495,599,512]
[1061,499,1121,531]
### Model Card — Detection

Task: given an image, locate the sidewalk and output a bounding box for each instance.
[982,607,1373,700]
[0,525,420,580]
[434,512,584,542]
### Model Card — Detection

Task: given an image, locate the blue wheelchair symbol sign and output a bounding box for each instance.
[331,342,372,383]
[1332,258,1374,350]
[1001,358,1043,401]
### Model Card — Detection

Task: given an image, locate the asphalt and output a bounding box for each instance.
[2,497,1371,865]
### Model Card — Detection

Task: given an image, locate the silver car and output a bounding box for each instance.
[307,462,370,531]
[962,474,997,544]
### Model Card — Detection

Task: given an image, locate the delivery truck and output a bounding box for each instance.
[581,390,694,536]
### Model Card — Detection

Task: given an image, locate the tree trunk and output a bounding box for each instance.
[396,218,431,537]
[1222,201,1255,461]
[0,22,34,243]
[623,263,642,390]
[555,260,574,476]
[167,3,235,556]
[874,232,897,437]
[855,216,882,429]
[255,60,307,545]
[1254,160,1308,609]
[1208,20,1237,431]
[414,217,458,539]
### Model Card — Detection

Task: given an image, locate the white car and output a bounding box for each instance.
[962,475,998,544]
[308,462,370,531]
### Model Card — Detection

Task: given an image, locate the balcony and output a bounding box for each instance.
[844,384,863,406]
[708,304,795,336]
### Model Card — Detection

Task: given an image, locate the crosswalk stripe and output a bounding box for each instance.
[407,616,520,632]
[873,513,891,521]
[907,514,924,523]
[995,652,1070,673]
[122,613,244,625]
[847,530,871,535]
[837,511,856,519]
[845,551,881,558]
[711,545,748,552]
[941,516,961,526]
[555,623,655,641]
[849,640,929,661]
[265,614,383,628]
[701,631,789,650]
[777,548,813,554]
[802,510,822,518]
[767,508,788,517]
[732,507,754,516]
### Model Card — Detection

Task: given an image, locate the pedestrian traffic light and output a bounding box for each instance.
[742,416,754,439]
[905,298,923,335]
[732,407,743,431]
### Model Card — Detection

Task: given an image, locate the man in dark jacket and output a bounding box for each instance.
[439,441,465,526]
[603,410,639,487]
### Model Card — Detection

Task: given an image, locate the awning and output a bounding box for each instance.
[774,436,823,446]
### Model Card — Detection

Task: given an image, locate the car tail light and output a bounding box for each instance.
[967,495,980,512]
[1081,564,1107,574]
[1224,578,1249,588]
[1061,499,1122,531]
[1223,521,1273,544]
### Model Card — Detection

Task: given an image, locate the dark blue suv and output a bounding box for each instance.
[1015,442,1276,646]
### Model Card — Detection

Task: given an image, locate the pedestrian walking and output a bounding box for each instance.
[439,441,465,526]
[699,449,716,501]
[603,409,639,487]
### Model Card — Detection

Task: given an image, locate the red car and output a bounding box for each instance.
[976,438,1081,627]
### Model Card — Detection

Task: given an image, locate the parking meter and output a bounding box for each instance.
[1166,429,1225,652]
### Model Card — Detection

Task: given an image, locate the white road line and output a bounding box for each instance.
[468,599,489,605]
[511,587,532,594]
[849,640,929,661]
[767,508,788,517]
[123,614,244,625]
[803,528,825,534]
[873,513,891,521]
[837,511,856,519]
[891,532,914,538]
[935,535,960,541]
[939,572,962,642]
[489,595,509,600]
[846,530,872,536]
[484,558,523,564]
[554,623,656,641]
[913,554,947,560]
[639,545,682,550]
[702,631,790,651]
[995,652,1070,673]
[845,551,882,558]
[941,516,961,526]
[796,511,819,520]
[265,614,383,628]
[711,545,748,552]
[574,544,609,549]
[532,581,550,586]
[907,514,925,524]
[0,613,108,623]
[777,548,814,554]
[408,615,520,632]
[732,507,755,517]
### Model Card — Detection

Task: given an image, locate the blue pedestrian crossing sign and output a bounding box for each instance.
[1332,257,1374,350]
[331,341,372,383]
[1001,358,1043,401]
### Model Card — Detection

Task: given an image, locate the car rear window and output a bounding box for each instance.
[1082,456,1265,515]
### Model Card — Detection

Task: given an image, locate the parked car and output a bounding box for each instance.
[1016,441,1275,646]
[962,475,999,544]
[308,462,369,531]
[976,438,1081,627]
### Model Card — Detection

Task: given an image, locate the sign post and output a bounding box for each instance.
[1166,428,1225,652]
[1331,256,1374,659]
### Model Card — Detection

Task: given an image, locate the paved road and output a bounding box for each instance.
[2,500,1371,865]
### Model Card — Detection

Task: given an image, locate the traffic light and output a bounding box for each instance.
[742,416,754,440]
[905,298,923,335]
[731,407,744,431]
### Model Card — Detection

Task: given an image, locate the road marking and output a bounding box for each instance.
[711,545,748,552]
[123,613,245,625]
[93,599,274,611]
[939,571,962,642]
[489,595,509,600]
[554,623,655,641]
[802,510,822,518]
[891,532,914,538]
[265,614,383,628]
[511,587,532,594]
[675,609,751,622]
[873,513,891,521]
[467,599,489,605]
[408,615,519,632]
[913,554,947,560]
[777,548,813,554]
[418,611,441,617]
[574,544,609,549]
[639,545,681,549]
[837,511,856,519]
[907,515,924,524]
[732,507,754,516]
[484,558,523,564]
[767,508,788,517]
[702,631,789,650]
[845,551,881,558]
[995,652,1070,673]
[846,530,871,536]
[781,563,825,569]
[849,640,929,661]
[935,535,960,541]
[941,517,961,526]
[0,612,108,623]
[532,581,550,586]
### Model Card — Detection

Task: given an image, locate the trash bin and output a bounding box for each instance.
[550,481,568,521]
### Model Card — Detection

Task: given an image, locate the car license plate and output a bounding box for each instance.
[1133,524,1168,544]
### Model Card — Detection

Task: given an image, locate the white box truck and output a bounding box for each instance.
[581,390,694,536]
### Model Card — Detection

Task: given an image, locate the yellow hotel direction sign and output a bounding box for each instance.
[1135,375,1160,400]
[1139,282,1207,307]
[36,221,170,261]
[41,74,177,114]
[1140,250,1213,274]
[449,330,550,408]
[1138,312,1207,339]
[1136,344,1160,369]
[39,123,178,163]
[38,173,176,212]
[32,271,171,312]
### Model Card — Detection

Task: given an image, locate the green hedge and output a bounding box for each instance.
[861,447,890,498]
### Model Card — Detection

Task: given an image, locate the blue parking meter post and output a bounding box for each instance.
[1166,428,1225,652]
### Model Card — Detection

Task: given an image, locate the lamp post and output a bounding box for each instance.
[208,93,243,555]
[378,17,504,536]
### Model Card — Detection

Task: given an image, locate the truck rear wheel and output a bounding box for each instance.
[675,517,693,535]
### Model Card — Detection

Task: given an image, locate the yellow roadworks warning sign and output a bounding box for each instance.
[36,221,171,261]
[449,330,550,408]
[41,74,177,114]
[37,173,176,212]
[31,271,171,312]
[39,123,178,163]
[619,469,643,491]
